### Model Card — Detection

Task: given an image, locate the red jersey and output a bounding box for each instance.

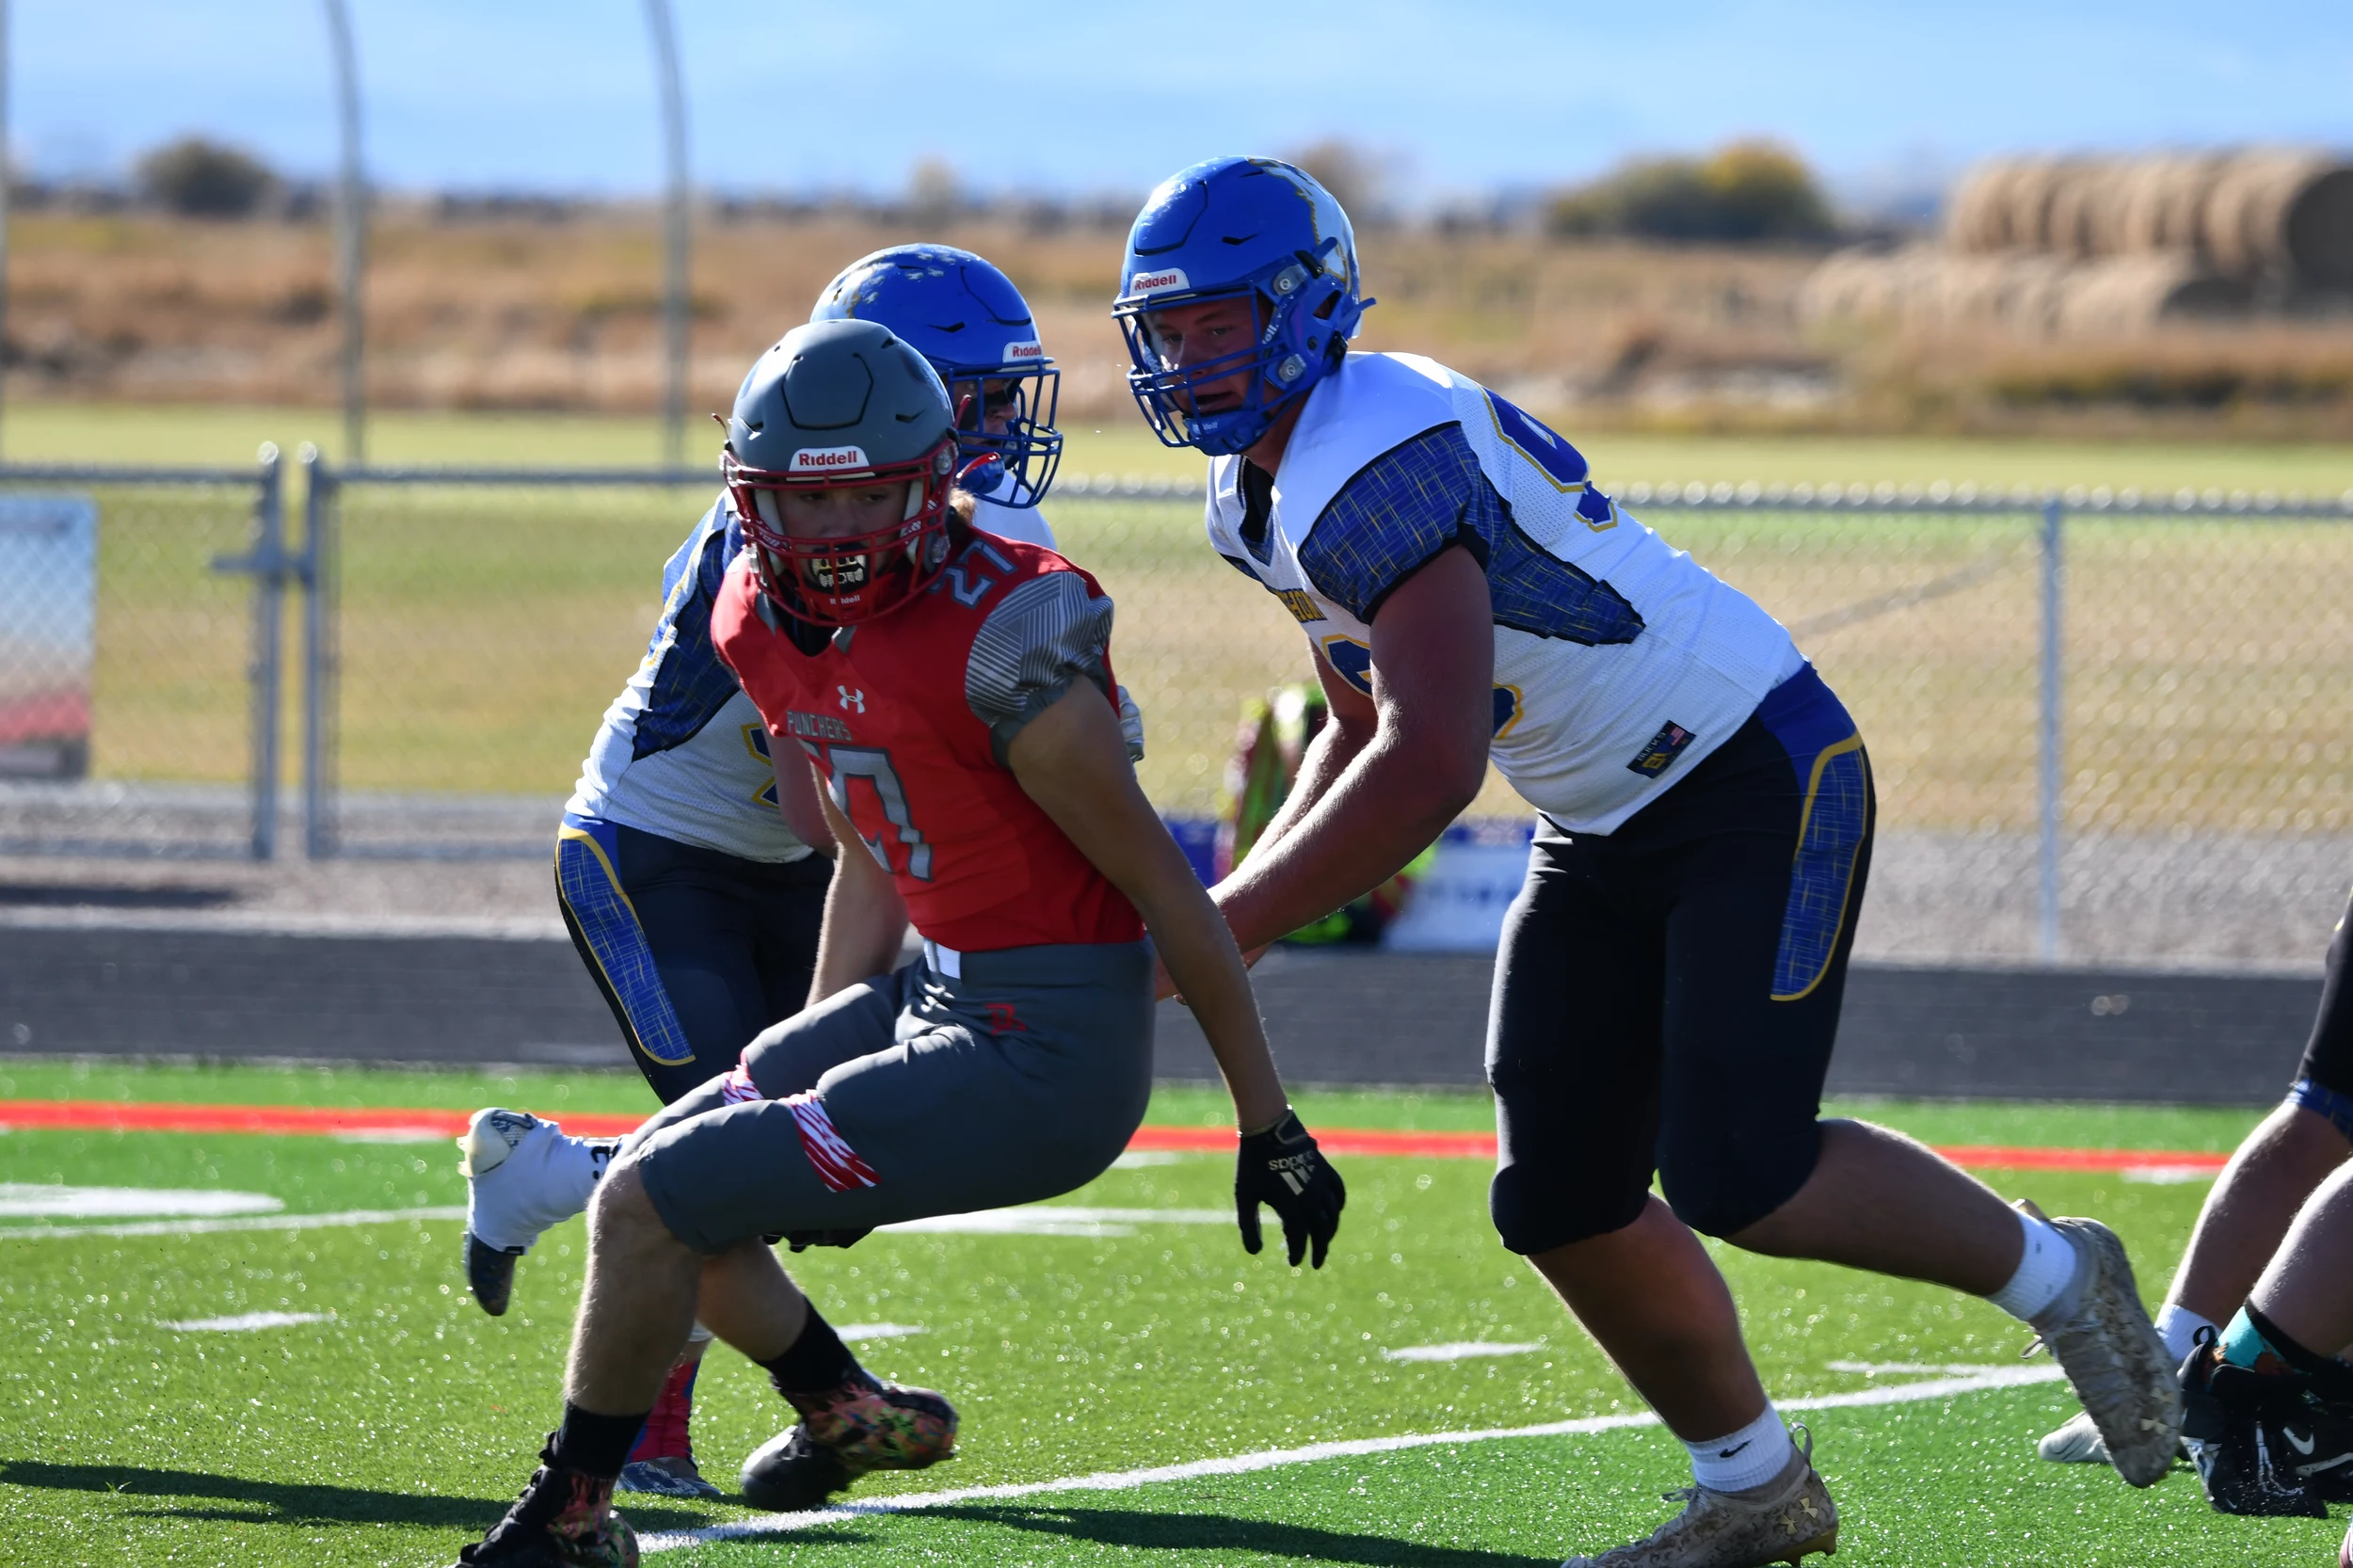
[712,528,1145,953]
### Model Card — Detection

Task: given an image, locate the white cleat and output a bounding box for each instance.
[2037,1409,2110,1464]
[1560,1427,1837,1568]
[2019,1204,2184,1488]
[457,1109,613,1317]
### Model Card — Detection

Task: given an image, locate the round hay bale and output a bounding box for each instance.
[2001,160,2073,251]
[2283,165,2353,288]
[2043,160,2124,257]
[2203,149,2340,279]
[2055,253,2249,335]
[2117,153,2228,252]
[1946,161,2026,250]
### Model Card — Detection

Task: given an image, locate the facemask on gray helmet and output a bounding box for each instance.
[720,318,962,627]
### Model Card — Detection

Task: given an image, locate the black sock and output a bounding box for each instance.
[759,1304,867,1401]
[550,1401,652,1480]
[2247,1304,2353,1400]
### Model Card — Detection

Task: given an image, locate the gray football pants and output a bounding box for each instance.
[627,940,1155,1253]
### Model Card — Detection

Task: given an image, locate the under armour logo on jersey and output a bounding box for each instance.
[837,686,866,712]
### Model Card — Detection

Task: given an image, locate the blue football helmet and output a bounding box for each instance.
[811,245,1062,508]
[1112,157,1369,456]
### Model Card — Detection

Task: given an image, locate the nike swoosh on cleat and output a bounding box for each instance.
[2287,1429,2317,1457]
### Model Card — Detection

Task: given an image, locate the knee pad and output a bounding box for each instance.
[1659,1124,1823,1239]
[1488,1161,1649,1256]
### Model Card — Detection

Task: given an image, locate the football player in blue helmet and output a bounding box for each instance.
[812,245,1063,545]
[1118,154,2184,1566]
[1112,156,1369,457]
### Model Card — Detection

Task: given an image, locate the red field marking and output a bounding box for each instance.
[0,1098,2234,1174]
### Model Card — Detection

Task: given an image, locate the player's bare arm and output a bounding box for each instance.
[1210,543,1494,956]
[1009,680,1287,1131]
[769,732,838,856]
[806,765,909,1006]
[1230,641,1376,872]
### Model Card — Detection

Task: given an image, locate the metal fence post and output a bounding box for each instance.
[299,445,339,858]
[246,445,284,859]
[2038,495,2064,963]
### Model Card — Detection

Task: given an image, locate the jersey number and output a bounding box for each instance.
[823,745,933,881]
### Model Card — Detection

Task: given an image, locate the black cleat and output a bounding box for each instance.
[738,1377,957,1513]
[453,1445,638,1566]
[738,1425,854,1513]
[465,1230,523,1318]
[2181,1333,2329,1518]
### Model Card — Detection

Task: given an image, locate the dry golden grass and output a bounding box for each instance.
[16,208,2353,438]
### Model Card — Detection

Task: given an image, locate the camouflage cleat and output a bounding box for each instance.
[739,1376,958,1513]
[1560,1427,1837,1568]
[2019,1208,2184,1488]
[454,1448,639,1567]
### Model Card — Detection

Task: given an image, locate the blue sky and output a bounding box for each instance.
[15,1,2350,208]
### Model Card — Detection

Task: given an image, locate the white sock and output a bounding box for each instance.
[1987,1208,2078,1321]
[2154,1304,2216,1365]
[1686,1405,1794,1494]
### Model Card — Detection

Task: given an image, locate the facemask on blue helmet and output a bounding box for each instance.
[1112,157,1370,457]
[811,245,1064,508]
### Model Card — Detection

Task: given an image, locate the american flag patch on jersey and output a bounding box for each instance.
[783,1092,881,1193]
[1626,721,1698,776]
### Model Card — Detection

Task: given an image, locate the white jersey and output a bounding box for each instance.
[566,500,813,863]
[1205,352,1802,834]
[970,494,1055,550]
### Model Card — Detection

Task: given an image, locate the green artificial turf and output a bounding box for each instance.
[1,1068,2337,1564]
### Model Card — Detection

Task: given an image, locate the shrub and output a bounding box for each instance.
[136,136,278,217]
[1546,140,1835,244]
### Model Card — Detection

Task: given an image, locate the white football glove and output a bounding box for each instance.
[1116,684,1145,762]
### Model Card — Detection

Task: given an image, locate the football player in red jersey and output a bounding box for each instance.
[450,318,1345,1568]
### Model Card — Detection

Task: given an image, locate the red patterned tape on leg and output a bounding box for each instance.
[782,1093,880,1192]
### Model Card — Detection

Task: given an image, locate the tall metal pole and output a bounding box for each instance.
[0,0,12,461]
[644,0,689,467]
[2037,496,2064,964]
[323,0,365,465]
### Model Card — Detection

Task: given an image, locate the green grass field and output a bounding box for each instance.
[1,1064,2344,1566]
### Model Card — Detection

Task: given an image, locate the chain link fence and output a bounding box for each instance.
[8,452,2345,972]
[300,457,719,857]
[0,457,287,858]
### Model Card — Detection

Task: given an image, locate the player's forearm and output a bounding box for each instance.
[1135,863,1289,1131]
[1238,718,1364,871]
[1213,728,1475,955]
[808,858,908,1006]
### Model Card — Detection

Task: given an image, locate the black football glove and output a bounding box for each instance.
[1236,1108,1346,1269]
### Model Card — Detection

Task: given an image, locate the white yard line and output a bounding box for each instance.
[159,1310,332,1332]
[0,1204,463,1240]
[637,1362,2067,1553]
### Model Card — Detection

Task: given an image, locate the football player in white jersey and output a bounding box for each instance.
[1114,156,2184,1568]
[456,246,1073,1500]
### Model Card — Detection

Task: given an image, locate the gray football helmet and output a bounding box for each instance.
[721,318,960,626]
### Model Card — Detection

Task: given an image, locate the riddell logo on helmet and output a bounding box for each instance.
[1002,341,1044,361]
[790,446,871,472]
[1128,268,1189,295]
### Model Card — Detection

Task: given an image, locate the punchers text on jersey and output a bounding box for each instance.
[1202,351,1801,836]
[709,531,1146,954]
[566,501,811,862]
